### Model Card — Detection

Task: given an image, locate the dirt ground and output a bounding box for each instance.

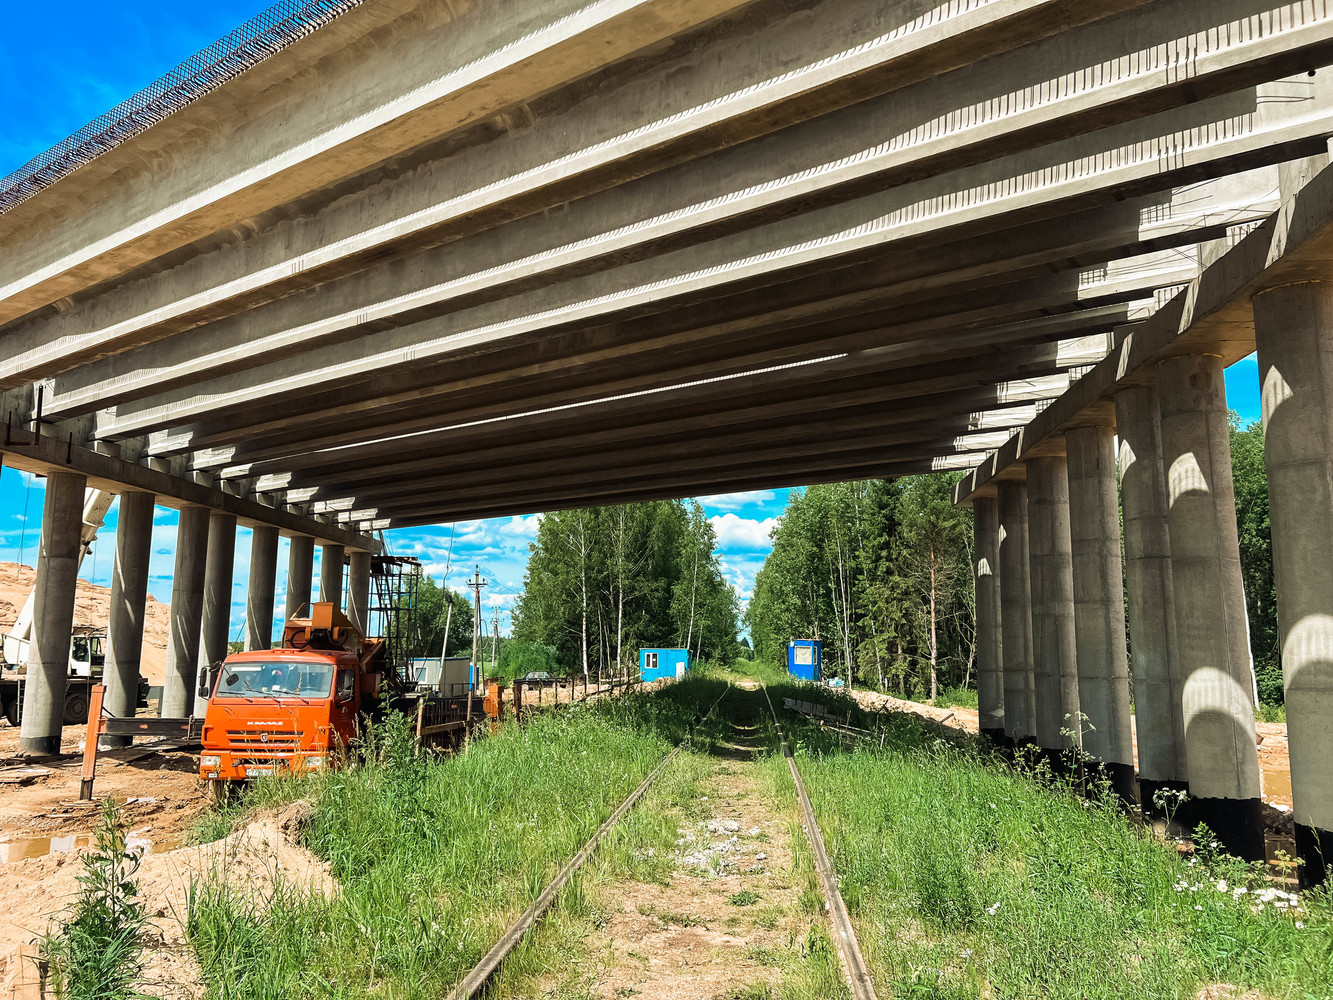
[848,687,1294,810]
[0,562,170,685]
[543,685,836,1000]
[0,802,333,1000]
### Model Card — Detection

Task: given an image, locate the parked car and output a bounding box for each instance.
[520,671,553,684]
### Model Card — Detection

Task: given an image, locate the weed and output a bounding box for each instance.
[729,890,761,906]
[41,799,148,1000]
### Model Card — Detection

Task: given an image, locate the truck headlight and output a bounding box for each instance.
[304,755,326,769]
[200,755,221,769]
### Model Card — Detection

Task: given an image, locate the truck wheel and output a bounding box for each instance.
[62,690,91,726]
[2,695,18,727]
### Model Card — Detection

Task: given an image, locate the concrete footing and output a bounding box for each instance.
[285,535,314,620]
[1253,280,1333,887]
[1026,455,1080,755]
[973,496,1004,738]
[1065,424,1136,805]
[245,525,279,651]
[161,506,209,719]
[18,472,87,755]
[103,490,153,748]
[997,480,1035,745]
[195,511,236,716]
[1157,354,1263,862]
[1116,382,1190,817]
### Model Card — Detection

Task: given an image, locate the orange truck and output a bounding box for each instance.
[198,603,386,790]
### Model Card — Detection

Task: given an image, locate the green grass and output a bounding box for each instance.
[729,890,761,906]
[1256,702,1288,724]
[186,675,730,999]
[754,677,1333,1000]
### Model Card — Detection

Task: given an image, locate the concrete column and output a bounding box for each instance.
[18,472,87,755]
[347,550,373,637]
[320,543,345,609]
[245,525,279,651]
[1116,382,1190,817]
[161,506,209,719]
[285,535,314,620]
[1253,281,1333,887]
[1026,455,1080,756]
[195,511,237,716]
[1157,354,1263,861]
[973,496,1004,743]
[1066,424,1136,802]
[997,480,1035,744]
[102,491,153,748]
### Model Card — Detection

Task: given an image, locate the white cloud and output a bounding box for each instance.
[709,514,778,550]
[497,514,543,538]
[697,490,776,512]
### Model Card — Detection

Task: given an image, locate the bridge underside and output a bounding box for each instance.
[4,0,1333,528]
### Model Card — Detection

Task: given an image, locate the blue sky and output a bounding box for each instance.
[0,2,1265,640]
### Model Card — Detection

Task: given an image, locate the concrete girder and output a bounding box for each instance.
[79,78,1333,441]
[0,0,769,330]
[208,301,1131,483]
[24,0,1324,409]
[348,451,988,528]
[0,0,1165,378]
[148,172,1278,460]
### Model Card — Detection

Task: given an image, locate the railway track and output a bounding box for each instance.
[447,678,878,1000]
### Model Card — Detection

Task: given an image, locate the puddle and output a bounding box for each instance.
[0,830,181,864]
[1264,767,1292,803]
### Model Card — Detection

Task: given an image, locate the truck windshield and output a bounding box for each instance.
[215,661,335,699]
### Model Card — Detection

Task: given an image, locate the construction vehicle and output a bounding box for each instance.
[198,603,388,787]
[1,626,150,725]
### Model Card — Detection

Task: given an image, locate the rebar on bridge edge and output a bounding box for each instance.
[0,0,366,215]
[446,683,731,999]
[760,683,880,1000]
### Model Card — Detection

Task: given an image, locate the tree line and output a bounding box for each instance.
[509,500,739,678]
[745,477,974,699]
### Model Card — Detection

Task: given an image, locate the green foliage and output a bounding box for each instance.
[41,799,148,1000]
[754,679,1332,1000]
[745,477,974,698]
[187,676,730,999]
[728,890,761,906]
[513,501,739,675]
[1231,415,1281,704]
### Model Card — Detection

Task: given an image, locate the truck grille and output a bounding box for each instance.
[226,729,299,748]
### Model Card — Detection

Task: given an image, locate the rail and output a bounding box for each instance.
[759,683,880,1000]
[0,0,365,214]
[447,683,732,999]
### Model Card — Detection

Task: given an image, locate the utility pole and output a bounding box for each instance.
[467,567,486,716]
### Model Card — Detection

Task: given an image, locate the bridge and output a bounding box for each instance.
[1,0,1331,884]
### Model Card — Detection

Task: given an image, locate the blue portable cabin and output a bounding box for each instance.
[640,647,690,682]
[787,639,822,681]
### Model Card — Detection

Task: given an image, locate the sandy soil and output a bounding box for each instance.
[0,801,333,1000]
[0,562,170,685]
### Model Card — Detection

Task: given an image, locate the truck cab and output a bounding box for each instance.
[199,603,383,786]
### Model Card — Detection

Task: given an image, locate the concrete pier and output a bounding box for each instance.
[161,506,209,719]
[320,543,345,609]
[18,472,87,755]
[1026,455,1080,756]
[195,511,236,715]
[1157,354,1263,861]
[1065,424,1136,802]
[973,496,1004,744]
[245,525,279,651]
[1116,383,1190,819]
[285,535,314,621]
[1253,281,1333,887]
[347,550,372,638]
[102,490,154,748]
[997,480,1035,746]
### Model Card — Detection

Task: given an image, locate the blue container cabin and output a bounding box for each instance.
[640,647,690,682]
[787,639,822,681]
